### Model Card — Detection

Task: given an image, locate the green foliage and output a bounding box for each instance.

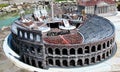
[0,4,9,8]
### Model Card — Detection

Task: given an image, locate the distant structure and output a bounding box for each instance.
[77,0,117,16]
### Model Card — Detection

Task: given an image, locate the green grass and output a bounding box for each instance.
[0,4,9,8]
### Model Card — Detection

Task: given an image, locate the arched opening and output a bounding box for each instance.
[84,58,89,65]
[102,53,105,59]
[110,49,112,54]
[91,57,95,63]
[55,48,60,55]
[70,48,75,55]
[48,59,53,65]
[37,48,41,54]
[31,47,35,54]
[38,61,42,68]
[77,48,83,54]
[97,44,101,51]
[24,32,27,39]
[91,46,96,52]
[77,59,82,66]
[30,33,33,40]
[20,31,22,37]
[63,60,68,66]
[62,49,68,55]
[103,43,106,49]
[70,60,75,66]
[36,35,41,42]
[31,59,36,67]
[56,60,60,66]
[48,48,53,54]
[106,51,109,57]
[97,55,101,61]
[26,57,30,64]
[107,41,110,47]
[85,46,90,53]
[21,56,25,62]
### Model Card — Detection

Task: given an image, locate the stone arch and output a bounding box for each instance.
[30,47,35,54]
[19,31,22,37]
[48,48,53,54]
[103,43,106,49]
[63,60,68,66]
[37,48,41,54]
[26,57,30,64]
[24,45,28,52]
[102,53,105,59]
[48,59,53,65]
[24,32,27,39]
[55,48,60,55]
[91,46,96,52]
[91,57,95,63]
[31,59,36,67]
[56,60,60,66]
[70,60,75,66]
[97,44,101,51]
[84,58,89,65]
[36,35,40,42]
[30,33,33,40]
[77,48,83,54]
[70,48,75,55]
[107,41,110,47]
[97,55,101,61]
[21,56,25,62]
[62,49,68,55]
[38,61,42,68]
[110,49,112,54]
[77,59,82,66]
[106,51,109,57]
[85,46,90,53]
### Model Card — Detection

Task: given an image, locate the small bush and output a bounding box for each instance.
[0,4,9,8]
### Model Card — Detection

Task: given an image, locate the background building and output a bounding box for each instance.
[77,0,117,16]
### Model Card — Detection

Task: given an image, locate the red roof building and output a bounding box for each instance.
[77,0,117,16]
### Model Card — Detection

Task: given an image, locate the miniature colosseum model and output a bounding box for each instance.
[77,0,117,16]
[10,13,117,69]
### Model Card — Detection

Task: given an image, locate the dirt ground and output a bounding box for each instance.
[0,30,29,72]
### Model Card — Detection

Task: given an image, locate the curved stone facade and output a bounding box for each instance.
[10,15,116,69]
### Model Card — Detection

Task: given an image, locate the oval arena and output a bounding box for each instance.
[7,13,117,69]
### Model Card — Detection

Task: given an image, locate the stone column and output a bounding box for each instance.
[35,60,39,68]
[60,49,62,56]
[82,58,84,66]
[42,45,47,69]
[53,58,55,66]
[60,59,63,67]
[29,57,32,65]
[67,58,70,66]
[75,59,77,66]
[23,55,26,63]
